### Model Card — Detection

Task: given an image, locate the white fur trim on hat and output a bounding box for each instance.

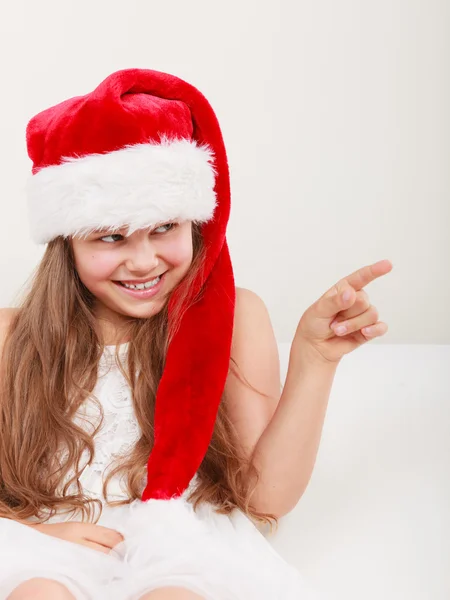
[26,137,217,244]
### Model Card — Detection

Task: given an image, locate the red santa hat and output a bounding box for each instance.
[25,68,235,501]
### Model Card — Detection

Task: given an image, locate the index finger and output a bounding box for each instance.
[341,259,393,291]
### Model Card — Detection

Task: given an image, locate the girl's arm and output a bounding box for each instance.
[223,288,281,458]
[246,259,391,517]
[224,289,336,518]
[249,347,338,517]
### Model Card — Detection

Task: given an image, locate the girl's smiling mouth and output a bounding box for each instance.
[112,272,166,298]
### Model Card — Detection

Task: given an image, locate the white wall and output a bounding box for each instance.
[0,0,448,343]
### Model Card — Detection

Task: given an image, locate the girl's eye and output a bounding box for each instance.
[153,222,177,234]
[98,223,177,243]
[99,234,124,243]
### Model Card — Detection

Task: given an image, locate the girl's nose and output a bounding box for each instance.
[124,238,159,274]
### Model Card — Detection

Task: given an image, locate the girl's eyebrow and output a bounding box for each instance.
[92,226,129,236]
[88,221,173,238]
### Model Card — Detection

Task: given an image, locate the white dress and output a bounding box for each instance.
[0,343,323,600]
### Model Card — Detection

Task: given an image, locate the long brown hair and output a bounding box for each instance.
[0,223,277,527]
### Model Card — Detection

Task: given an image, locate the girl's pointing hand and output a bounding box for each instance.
[292,259,394,366]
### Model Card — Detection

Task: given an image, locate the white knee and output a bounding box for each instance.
[6,577,75,600]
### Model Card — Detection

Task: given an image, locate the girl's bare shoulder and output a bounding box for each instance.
[0,308,19,329]
[0,308,19,358]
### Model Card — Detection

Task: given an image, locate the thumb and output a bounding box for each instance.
[317,284,356,319]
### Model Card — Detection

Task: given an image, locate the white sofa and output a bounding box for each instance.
[270,343,450,600]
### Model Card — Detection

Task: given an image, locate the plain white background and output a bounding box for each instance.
[0,0,448,343]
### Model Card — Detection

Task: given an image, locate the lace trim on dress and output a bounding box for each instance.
[55,343,198,514]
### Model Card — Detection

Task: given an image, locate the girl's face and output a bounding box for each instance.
[71,220,194,333]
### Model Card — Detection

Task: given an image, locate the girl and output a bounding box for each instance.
[0,68,392,600]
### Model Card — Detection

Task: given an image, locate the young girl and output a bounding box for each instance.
[0,68,392,600]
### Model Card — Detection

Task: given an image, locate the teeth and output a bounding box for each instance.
[122,276,161,290]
